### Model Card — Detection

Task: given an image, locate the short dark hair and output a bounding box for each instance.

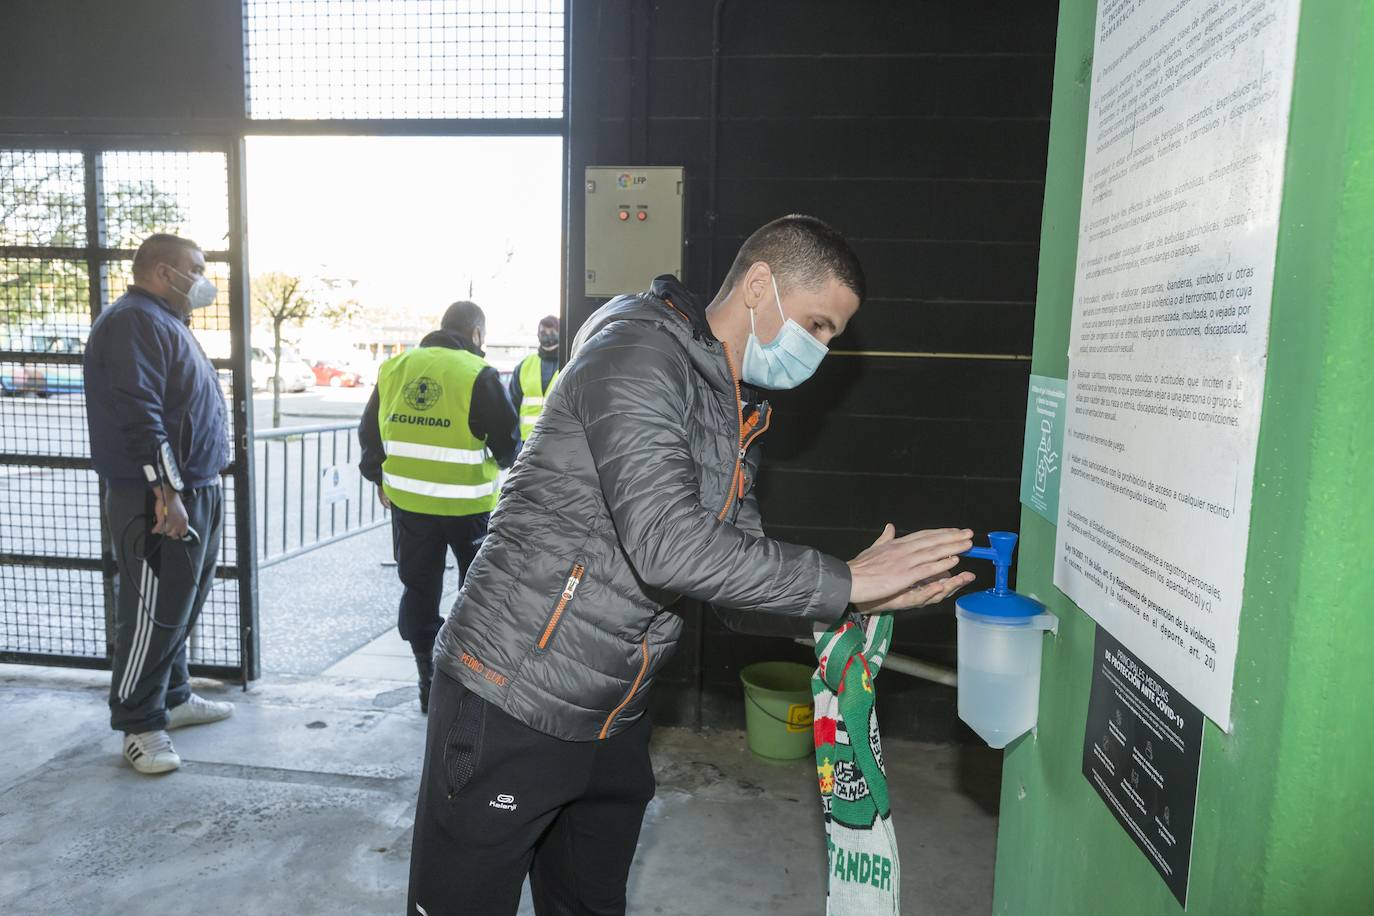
[538,315,559,331]
[132,233,201,279]
[441,300,485,338]
[720,215,865,302]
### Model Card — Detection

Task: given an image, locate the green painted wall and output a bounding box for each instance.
[993,2,1374,914]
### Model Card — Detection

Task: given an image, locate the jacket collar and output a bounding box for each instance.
[652,276,766,405]
[420,328,483,358]
[128,285,190,325]
[573,275,756,402]
[649,275,716,343]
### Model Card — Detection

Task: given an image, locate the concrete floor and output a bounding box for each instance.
[257,524,414,675]
[0,660,1001,916]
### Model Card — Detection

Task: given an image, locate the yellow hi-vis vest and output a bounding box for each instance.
[516,352,560,440]
[376,346,500,516]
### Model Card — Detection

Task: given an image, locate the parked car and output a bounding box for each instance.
[0,363,84,397]
[0,323,88,397]
[310,360,364,388]
[251,346,314,393]
[346,358,380,387]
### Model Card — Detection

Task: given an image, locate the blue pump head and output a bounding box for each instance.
[958,531,1045,620]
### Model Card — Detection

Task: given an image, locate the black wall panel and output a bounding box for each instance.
[568,1,1056,741]
[0,0,245,127]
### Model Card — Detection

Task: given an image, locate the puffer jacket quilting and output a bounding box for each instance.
[433,280,852,740]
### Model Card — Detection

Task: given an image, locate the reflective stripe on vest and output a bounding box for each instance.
[382,440,491,465]
[381,472,501,501]
[376,346,501,516]
[518,353,559,439]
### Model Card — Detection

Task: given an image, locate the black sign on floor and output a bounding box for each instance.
[1083,625,1204,908]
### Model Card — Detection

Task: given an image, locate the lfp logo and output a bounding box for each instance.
[616,172,648,189]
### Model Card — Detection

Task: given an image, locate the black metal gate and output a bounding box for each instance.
[0,136,258,682]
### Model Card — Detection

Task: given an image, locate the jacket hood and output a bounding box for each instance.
[572,274,739,398]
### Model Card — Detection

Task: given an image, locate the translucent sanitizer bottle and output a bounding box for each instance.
[955,531,1057,748]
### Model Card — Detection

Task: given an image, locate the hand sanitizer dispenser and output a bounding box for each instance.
[956,532,1057,748]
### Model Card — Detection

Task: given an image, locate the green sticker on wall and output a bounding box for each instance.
[1020,374,1066,524]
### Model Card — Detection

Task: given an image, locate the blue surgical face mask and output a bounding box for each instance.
[741,275,828,389]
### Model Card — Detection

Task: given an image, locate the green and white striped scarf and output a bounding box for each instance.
[812,613,900,915]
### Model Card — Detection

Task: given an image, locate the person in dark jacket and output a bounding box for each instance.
[407,216,978,915]
[84,233,234,776]
[358,301,519,712]
[508,314,561,444]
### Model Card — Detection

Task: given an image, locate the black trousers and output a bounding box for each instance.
[407,670,656,916]
[392,507,488,656]
[105,484,224,733]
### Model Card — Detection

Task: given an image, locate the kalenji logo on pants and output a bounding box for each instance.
[489,793,517,811]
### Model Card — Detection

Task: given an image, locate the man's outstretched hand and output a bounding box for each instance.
[847,524,976,614]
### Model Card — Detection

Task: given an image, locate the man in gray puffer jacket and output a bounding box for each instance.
[408,215,977,916]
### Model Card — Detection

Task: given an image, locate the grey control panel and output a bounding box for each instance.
[584,166,685,297]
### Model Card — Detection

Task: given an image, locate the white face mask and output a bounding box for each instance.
[740,275,829,389]
[166,266,217,310]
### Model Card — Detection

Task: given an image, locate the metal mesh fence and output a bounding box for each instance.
[191,473,242,667]
[0,565,107,660]
[98,151,231,251]
[0,150,86,248]
[0,363,91,459]
[0,144,250,676]
[0,467,104,560]
[221,474,240,570]
[0,257,91,354]
[243,0,566,119]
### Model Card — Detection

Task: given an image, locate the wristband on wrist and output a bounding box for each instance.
[144,440,186,493]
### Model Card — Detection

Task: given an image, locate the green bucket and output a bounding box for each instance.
[739,661,815,760]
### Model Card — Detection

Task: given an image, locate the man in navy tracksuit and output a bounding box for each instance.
[84,233,235,775]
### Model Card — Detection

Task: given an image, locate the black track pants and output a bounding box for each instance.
[105,484,224,734]
[391,506,488,657]
[407,670,655,916]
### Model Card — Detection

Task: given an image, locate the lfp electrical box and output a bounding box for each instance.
[584,166,685,297]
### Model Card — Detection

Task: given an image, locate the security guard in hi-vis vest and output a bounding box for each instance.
[508,314,562,444]
[359,301,519,712]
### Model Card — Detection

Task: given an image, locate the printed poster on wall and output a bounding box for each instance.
[1053,0,1302,730]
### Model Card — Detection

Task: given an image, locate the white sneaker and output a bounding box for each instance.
[167,693,235,729]
[124,730,180,774]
